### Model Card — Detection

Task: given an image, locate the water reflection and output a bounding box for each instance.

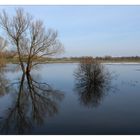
[0,68,9,96]
[0,72,64,134]
[74,60,112,108]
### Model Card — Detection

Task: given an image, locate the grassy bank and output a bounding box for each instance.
[3,57,140,64]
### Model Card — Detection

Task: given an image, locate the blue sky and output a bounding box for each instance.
[0,5,140,57]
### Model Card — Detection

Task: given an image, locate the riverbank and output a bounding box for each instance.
[2,57,140,65]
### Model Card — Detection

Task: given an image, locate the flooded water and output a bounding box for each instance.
[0,63,140,135]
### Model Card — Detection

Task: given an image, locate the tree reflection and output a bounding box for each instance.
[0,68,9,96]
[0,73,64,134]
[74,58,112,108]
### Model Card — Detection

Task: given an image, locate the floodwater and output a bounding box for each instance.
[0,63,140,135]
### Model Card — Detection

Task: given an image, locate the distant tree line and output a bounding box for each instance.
[43,56,140,62]
[1,53,140,65]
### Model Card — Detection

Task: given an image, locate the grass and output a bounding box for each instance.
[3,57,140,64]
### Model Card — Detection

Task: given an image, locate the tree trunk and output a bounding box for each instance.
[16,41,25,73]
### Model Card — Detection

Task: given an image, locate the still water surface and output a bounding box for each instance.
[0,63,140,134]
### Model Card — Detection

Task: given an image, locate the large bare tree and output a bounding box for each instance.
[0,8,63,73]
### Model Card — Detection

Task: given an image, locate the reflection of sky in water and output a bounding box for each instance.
[0,63,140,134]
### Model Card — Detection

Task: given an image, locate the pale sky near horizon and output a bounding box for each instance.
[0,5,140,57]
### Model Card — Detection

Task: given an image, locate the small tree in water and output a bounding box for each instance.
[0,8,63,73]
[74,57,111,107]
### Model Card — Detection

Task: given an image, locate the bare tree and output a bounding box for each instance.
[0,36,7,52]
[0,8,63,73]
[74,58,112,108]
[0,36,7,66]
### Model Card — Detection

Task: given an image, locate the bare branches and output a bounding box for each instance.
[0,8,64,73]
[0,8,31,42]
[0,37,7,52]
[27,21,64,71]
